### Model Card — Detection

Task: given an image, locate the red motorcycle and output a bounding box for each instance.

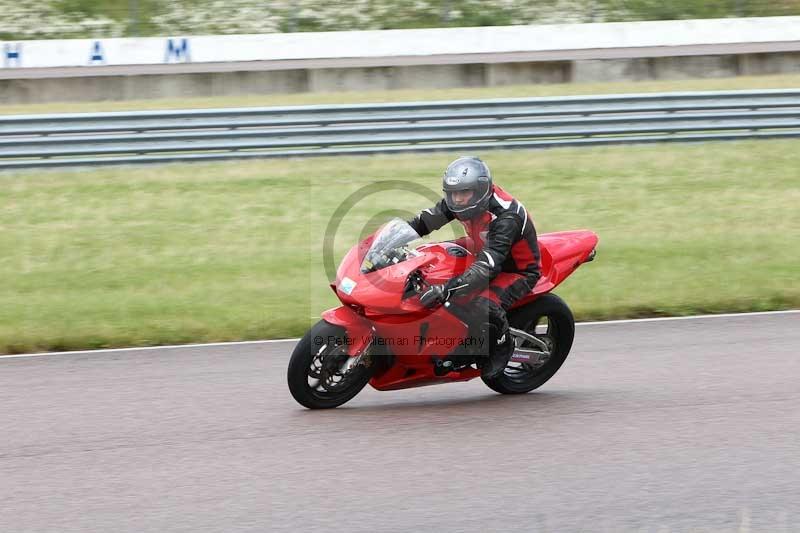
[288,219,598,409]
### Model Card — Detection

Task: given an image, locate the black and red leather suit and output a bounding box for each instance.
[408,184,542,354]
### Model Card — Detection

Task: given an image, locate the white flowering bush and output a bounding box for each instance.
[0,0,599,41]
[1,0,798,40]
[0,0,125,40]
[148,0,288,35]
[149,0,431,34]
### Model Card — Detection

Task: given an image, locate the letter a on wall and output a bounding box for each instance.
[89,41,106,64]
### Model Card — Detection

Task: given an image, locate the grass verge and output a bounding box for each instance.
[1,139,798,354]
[3,73,800,115]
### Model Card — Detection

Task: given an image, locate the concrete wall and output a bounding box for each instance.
[3,51,800,105]
[3,17,800,104]
[4,17,800,70]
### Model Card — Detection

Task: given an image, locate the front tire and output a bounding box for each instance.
[287,320,374,409]
[482,293,575,394]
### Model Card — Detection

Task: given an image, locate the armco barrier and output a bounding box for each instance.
[2,89,800,169]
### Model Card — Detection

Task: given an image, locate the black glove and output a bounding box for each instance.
[420,284,447,308]
[419,275,473,308]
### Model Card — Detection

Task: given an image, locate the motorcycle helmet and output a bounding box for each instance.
[442,156,493,220]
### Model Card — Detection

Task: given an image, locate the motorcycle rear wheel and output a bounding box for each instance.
[287,320,374,409]
[482,293,575,395]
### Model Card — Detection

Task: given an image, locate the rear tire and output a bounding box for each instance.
[481,293,575,395]
[287,320,374,409]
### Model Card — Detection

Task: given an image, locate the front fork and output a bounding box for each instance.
[320,306,374,358]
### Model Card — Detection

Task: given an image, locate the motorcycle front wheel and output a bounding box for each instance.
[287,320,374,409]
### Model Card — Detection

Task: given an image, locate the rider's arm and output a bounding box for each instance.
[407,199,454,237]
[446,212,523,298]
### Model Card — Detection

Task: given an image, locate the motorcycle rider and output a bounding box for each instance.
[407,156,542,379]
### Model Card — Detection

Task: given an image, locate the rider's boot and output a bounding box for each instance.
[480,326,514,379]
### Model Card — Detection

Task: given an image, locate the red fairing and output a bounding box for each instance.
[323,225,597,391]
[334,241,473,315]
[527,230,598,297]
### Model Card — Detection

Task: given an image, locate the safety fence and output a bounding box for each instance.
[2,89,800,169]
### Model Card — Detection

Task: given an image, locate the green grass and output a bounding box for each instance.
[1,139,799,354]
[4,73,800,115]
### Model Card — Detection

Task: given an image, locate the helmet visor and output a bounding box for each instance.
[444,185,488,213]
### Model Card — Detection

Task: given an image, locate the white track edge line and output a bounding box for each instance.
[576,309,799,326]
[2,309,797,360]
[0,338,302,359]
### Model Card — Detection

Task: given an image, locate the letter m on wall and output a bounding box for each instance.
[165,38,191,63]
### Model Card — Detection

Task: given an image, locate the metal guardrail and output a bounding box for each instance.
[2,89,800,169]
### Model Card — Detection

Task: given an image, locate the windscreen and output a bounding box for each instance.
[360,218,420,273]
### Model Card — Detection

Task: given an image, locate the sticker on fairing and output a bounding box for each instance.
[339,277,357,295]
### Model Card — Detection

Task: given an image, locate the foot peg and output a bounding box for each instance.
[431,357,455,376]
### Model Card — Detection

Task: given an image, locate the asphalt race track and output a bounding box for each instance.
[1,312,798,532]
